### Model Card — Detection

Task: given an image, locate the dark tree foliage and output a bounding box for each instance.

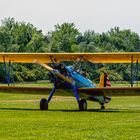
[74,27,140,81]
[0,18,140,82]
[47,23,79,52]
[0,18,48,82]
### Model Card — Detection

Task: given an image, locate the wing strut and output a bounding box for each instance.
[3,57,12,86]
[131,56,134,87]
[73,56,84,70]
[131,57,139,87]
[136,60,139,86]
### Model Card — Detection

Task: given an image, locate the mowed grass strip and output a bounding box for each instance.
[0,92,140,140]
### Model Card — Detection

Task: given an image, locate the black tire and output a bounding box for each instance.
[79,99,87,111]
[40,98,48,110]
[101,105,105,110]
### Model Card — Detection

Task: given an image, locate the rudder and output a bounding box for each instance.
[99,73,111,103]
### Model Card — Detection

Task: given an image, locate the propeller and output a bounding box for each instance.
[35,61,74,85]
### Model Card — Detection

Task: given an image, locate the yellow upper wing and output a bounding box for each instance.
[0,52,140,63]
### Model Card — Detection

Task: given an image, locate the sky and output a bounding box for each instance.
[0,0,140,35]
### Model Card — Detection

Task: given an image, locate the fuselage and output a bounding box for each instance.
[65,66,106,103]
[48,64,111,104]
[65,66,96,88]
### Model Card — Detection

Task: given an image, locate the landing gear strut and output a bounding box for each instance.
[79,99,87,111]
[40,86,56,111]
[72,86,87,111]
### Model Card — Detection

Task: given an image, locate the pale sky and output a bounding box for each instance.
[0,0,140,35]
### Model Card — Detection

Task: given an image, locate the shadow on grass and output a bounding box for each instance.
[0,108,39,111]
[0,107,140,113]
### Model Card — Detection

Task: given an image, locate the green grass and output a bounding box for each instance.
[0,80,53,87]
[0,92,140,140]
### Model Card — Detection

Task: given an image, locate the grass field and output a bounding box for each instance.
[0,91,140,140]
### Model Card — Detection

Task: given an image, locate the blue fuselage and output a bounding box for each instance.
[65,66,108,104]
[65,66,96,88]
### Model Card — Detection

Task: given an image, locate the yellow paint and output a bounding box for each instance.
[0,52,140,63]
[99,73,105,87]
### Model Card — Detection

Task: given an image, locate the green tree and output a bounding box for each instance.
[0,18,49,82]
[74,31,101,52]
[0,27,12,52]
[48,23,79,52]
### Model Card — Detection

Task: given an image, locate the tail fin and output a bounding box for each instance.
[99,73,111,103]
[99,73,105,87]
[105,74,111,87]
[99,73,111,87]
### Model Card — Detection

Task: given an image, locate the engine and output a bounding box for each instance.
[47,63,69,87]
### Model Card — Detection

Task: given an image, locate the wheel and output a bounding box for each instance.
[40,98,48,110]
[79,99,87,111]
[101,105,105,110]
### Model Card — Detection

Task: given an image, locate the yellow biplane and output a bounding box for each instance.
[0,52,140,111]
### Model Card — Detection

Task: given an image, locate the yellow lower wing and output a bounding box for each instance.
[0,86,140,96]
[78,87,140,96]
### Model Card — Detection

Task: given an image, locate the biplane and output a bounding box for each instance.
[0,52,140,111]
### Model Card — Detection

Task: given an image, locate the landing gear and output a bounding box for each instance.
[101,105,105,110]
[40,98,48,110]
[79,99,87,111]
[72,86,87,111]
[40,86,56,110]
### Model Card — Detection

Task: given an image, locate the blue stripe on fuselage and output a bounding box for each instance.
[66,66,96,88]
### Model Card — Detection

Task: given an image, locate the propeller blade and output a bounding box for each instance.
[36,62,74,85]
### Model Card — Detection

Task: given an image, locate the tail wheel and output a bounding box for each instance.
[40,98,48,110]
[101,105,105,110]
[79,99,87,111]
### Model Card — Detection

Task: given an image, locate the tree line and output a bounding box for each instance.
[0,17,140,83]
